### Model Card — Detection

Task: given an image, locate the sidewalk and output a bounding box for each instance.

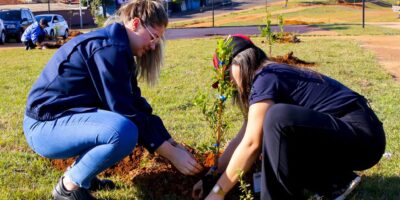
[366,22,400,30]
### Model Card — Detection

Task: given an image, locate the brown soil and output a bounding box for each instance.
[270,51,316,67]
[37,30,84,49]
[51,145,257,199]
[52,146,202,199]
[337,1,364,7]
[284,19,325,25]
[0,0,24,4]
[273,32,301,43]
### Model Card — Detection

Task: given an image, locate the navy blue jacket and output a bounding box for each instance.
[21,22,46,43]
[25,23,171,153]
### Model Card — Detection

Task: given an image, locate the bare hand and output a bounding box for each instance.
[192,180,204,200]
[169,147,203,175]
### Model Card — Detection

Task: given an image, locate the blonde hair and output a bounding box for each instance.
[105,0,168,86]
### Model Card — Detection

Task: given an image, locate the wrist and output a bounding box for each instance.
[212,183,226,197]
[155,141,176,160]
[168,139,178,147]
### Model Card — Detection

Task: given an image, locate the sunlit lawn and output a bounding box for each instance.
[169,0,400,28]
[0,35,399,199]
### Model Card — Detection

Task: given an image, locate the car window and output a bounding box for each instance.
[58,15,65,22]
[23,11,33,22]
[21,11,28,21]
[35,15,52,23]
[53,16,59,22]
[0,10,21,21]
[26,11,33,22]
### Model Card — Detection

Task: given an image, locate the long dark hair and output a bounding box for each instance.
[232,46,269,117]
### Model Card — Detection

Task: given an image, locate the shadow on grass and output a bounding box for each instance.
[129,170,200,200]
[98,174,399,200]
[353,175,400,200]
[299,1,332,5]
[310,24,353,31]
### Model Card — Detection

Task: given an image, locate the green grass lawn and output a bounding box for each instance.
[0,36,399,199]
[169,0,400,28]
[304,24,400,36]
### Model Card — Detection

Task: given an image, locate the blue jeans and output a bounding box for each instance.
[23,109,138,189]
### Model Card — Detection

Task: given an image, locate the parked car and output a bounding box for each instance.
[0,19,5,44]
[35,14,69,39]
[0,8,36,42]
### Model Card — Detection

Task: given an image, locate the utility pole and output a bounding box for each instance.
[79,0,83,28]
[362,0,365,28]
[48,0,50,13]
[102,0,107,18]
[212,0,214,27]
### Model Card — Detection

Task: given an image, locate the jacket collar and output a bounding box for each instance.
[106,22,133,58]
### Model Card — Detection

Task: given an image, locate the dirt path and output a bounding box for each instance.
[354,36,400,81]
[0,43,24,50]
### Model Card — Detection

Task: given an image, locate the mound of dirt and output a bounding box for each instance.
[284,20,309,25]
[284,19,325,25]
[51,145,259,199]
[270,51,316,67]
[337,0,364,7]
[37,30,84,50]
[274,32,301,43]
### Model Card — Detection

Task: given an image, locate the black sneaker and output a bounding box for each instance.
[52,177,97,200]
[89,177,115,191]
[331,176,361,200]
[311,175,361,200]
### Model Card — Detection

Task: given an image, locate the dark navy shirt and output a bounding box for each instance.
[249,63,361,114]
[25,23,170,153]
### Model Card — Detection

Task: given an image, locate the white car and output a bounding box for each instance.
[0,18,5,44]
[35,14,69,39]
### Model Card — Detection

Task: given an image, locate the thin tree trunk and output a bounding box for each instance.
[102,0,106,18]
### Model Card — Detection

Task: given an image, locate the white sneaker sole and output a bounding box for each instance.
[333,176,361,200]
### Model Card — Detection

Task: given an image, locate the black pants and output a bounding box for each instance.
[24,40,36,50]
[261,98,385,200]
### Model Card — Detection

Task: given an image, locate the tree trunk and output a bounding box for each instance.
[102,0,106,18]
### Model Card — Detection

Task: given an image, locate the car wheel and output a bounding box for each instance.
[50,30,55,40]
[5,33,10,43]
[0,31,5,45]
[63,29,69,39]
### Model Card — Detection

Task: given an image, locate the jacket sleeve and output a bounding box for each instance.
[30,25,42,44]
[130,73,153,114]
[85,45,171,153]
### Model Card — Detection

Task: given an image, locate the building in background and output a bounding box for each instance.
[0,1,95,28]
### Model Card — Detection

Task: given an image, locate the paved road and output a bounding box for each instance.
[0,25,321,49]
[165,25,321,40]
